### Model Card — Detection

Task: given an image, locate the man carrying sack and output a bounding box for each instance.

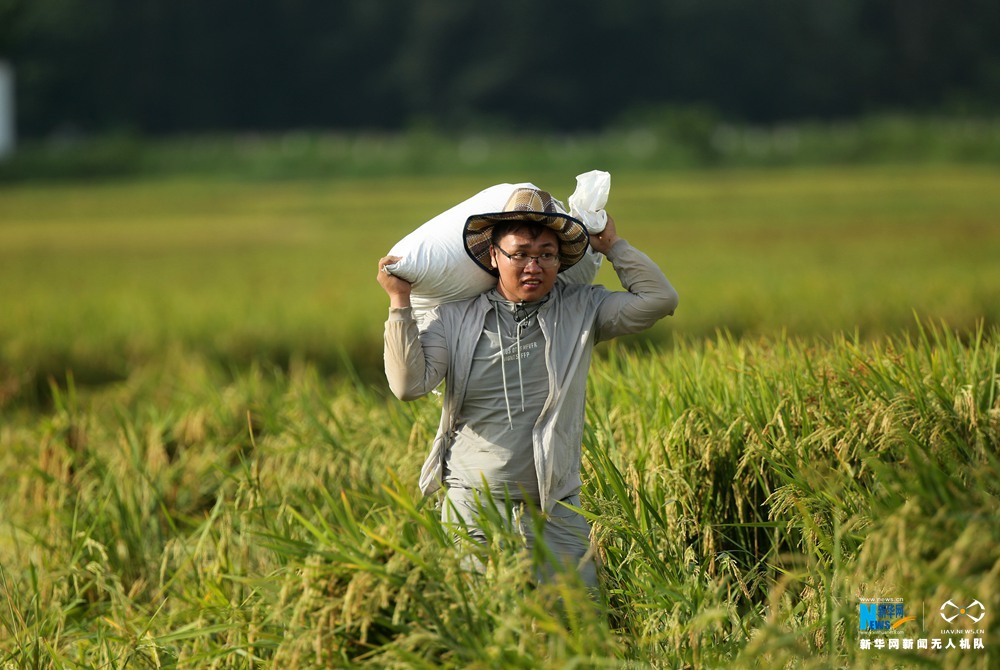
[377,187,678,589]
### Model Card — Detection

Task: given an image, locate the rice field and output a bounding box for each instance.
[1,165,998,668]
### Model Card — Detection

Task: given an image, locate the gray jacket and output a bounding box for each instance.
[384,239,678,512]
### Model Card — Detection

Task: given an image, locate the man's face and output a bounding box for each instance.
[490,226,560,303]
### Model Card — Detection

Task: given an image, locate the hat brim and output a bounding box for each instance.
[463,211,590,276]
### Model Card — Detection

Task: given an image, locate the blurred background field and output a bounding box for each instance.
[3,0,1000,397]
[2,159,999,405]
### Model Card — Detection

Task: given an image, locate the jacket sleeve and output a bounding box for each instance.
[383,306,450,401]
[594,239,679,342]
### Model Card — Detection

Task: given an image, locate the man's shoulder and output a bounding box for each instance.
[552,280,606,302]
[544,281,609,318]
[428,293,490,320]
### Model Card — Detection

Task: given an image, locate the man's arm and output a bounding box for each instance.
[378,255,449,400]
[589,217,679,342]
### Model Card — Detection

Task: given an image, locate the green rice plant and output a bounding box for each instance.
[579,324,998,668]
[1,322,997,667]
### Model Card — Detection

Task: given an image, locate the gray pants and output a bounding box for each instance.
[441,488,599,590]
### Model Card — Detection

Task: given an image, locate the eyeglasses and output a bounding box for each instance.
[494,245,561,269]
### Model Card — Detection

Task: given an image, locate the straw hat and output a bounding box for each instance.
[463,188,590,276]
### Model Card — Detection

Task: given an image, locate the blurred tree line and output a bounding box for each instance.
[2,0,999,139]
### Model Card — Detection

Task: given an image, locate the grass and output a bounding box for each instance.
[1,163,998,667]
[1,327,996,667]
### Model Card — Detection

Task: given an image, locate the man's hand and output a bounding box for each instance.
[588,214,622,256]
[377,256,412,308]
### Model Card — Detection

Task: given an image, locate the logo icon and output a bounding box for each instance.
[940,600,986,624]
[860,601,914,631]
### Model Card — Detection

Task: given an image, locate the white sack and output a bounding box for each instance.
[568,169,611,234]
[385,174,608,319]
